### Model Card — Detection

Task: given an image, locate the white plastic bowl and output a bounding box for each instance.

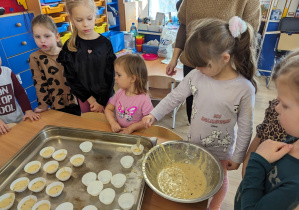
[82,172,97,187]
[87,180,103,196]
[98,170,112,184]
[10,177,29,192]
[82,205,98,210]
[56,167,72,181]
[28,177,46,193]
[99,188,115,205]
[46,181,64,198]
[111,173,126,188]
[70,154,85,167]
[17,195,37,210]
[32,200,51,210]
[39,146,55,159]
[24,161,41,174]
[0,193,15,210]
[52,149,67,161]
[120,156,134,169]
[79,141,93,153]
[118,193,135,210]
[55,202,73,210]
[43,160,59,174]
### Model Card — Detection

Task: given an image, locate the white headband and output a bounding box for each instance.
[228,16,247,38]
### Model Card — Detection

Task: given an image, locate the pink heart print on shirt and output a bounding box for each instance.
[88,49,92,54]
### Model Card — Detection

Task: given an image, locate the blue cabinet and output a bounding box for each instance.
[0,13,38,110]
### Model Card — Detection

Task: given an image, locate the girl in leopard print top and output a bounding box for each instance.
[29,14,81,116]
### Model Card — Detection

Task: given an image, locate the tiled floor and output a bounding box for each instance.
[154,76,277,209]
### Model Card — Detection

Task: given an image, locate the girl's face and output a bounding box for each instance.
[33,24,59,53]
[70,3,96,38]
[114,64,135,90]
[275,77,299,137]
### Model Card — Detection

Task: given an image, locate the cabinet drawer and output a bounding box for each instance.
[18,70,34,89]
[0,13,33,39]
[8,49,37,74]
[1,33,37,57]
[25,86,37,103]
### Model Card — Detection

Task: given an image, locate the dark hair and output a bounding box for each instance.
[185,18,258,92]
[114,54,148,94]
[31,14,62,48]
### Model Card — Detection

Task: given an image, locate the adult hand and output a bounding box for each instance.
[111,122,122,133]
[166,59,178,76]
[227,159,240,170]
[90,101,103,112]
[23,110,41,121]
[256,140,293,164]
[0,119,10,134]
[142,114,155,128]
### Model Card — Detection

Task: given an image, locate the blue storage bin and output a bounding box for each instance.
[102,31,124,53]
[40,0,61,3]
[142,44,159,55]
[96,7,105,15]
[56,22,69,33]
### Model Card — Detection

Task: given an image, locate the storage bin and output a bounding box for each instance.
[142,44,159,55]
[94,0,104,7]
[60,32,71,44]
[49,13,67,23]
[42,4,64,14]
[95,15,106,24]
[102,31,124,53]
[56,22,69,33]
[94,23,106,34]
[40,0,61,3]
[96,7,105,16]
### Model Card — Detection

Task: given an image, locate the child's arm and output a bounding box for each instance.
[242,135,260,178]
[0,118,10,134]
[105,103,121,133]
[11,70,41,121]
[120,121,145,135]
[29,55,49,112]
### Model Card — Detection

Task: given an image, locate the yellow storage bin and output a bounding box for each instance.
[94,0,104,7]
[50,13,68,23]
[60,32,72,45]
[42,4,65,14]
[95,15,106,24]
[94,23,107,34]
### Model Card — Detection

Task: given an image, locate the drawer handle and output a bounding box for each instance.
[22,41,27,45]
[16,23,22,27]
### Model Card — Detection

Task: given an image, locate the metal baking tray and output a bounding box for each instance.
[0,125,157,209]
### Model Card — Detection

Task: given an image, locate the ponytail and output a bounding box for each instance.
[232,23,258,92]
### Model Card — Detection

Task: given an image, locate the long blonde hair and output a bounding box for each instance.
[114,54,148,94]
[185,18,258,92]
[31,14,62,47]
[65,0,97,52]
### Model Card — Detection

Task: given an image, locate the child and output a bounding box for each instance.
[241,51,299,177]
[235,49,299,209]
[57,0,116,113]
[0,56,40,134]
[143,17,257,209]
[105,54,153,134]
[29,14,80,116]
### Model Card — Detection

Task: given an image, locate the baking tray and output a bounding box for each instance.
[0,125,157,209]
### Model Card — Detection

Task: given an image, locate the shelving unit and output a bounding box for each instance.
[107,0,120,31]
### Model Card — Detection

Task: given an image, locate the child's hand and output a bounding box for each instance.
[23,110,41,121]
[0,119,10,135]
[90,101,104,113]
[34,107,47,113]
[256,140,293,164]
[119,127,133,134]
[111,122,122,133]
[142,114,155,128]
[227,159,240,170]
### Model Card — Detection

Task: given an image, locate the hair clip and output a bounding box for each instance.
[228,16,247,38]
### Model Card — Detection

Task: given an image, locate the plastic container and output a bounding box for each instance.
[130,23,138,37]
[94,0,104,7]
[40,0,61,3]
[130,23,138,53]
[50,13,67,23]
[101,31,124,53]
[136,44,142,52]
[96,7,105,16]
[60,32,72,44]
[94,23,106,34]
[56,22,69,33]
[95,14,106,24]
[42,4,64,14]
[136,35,143,45]
[142,44,159,55]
